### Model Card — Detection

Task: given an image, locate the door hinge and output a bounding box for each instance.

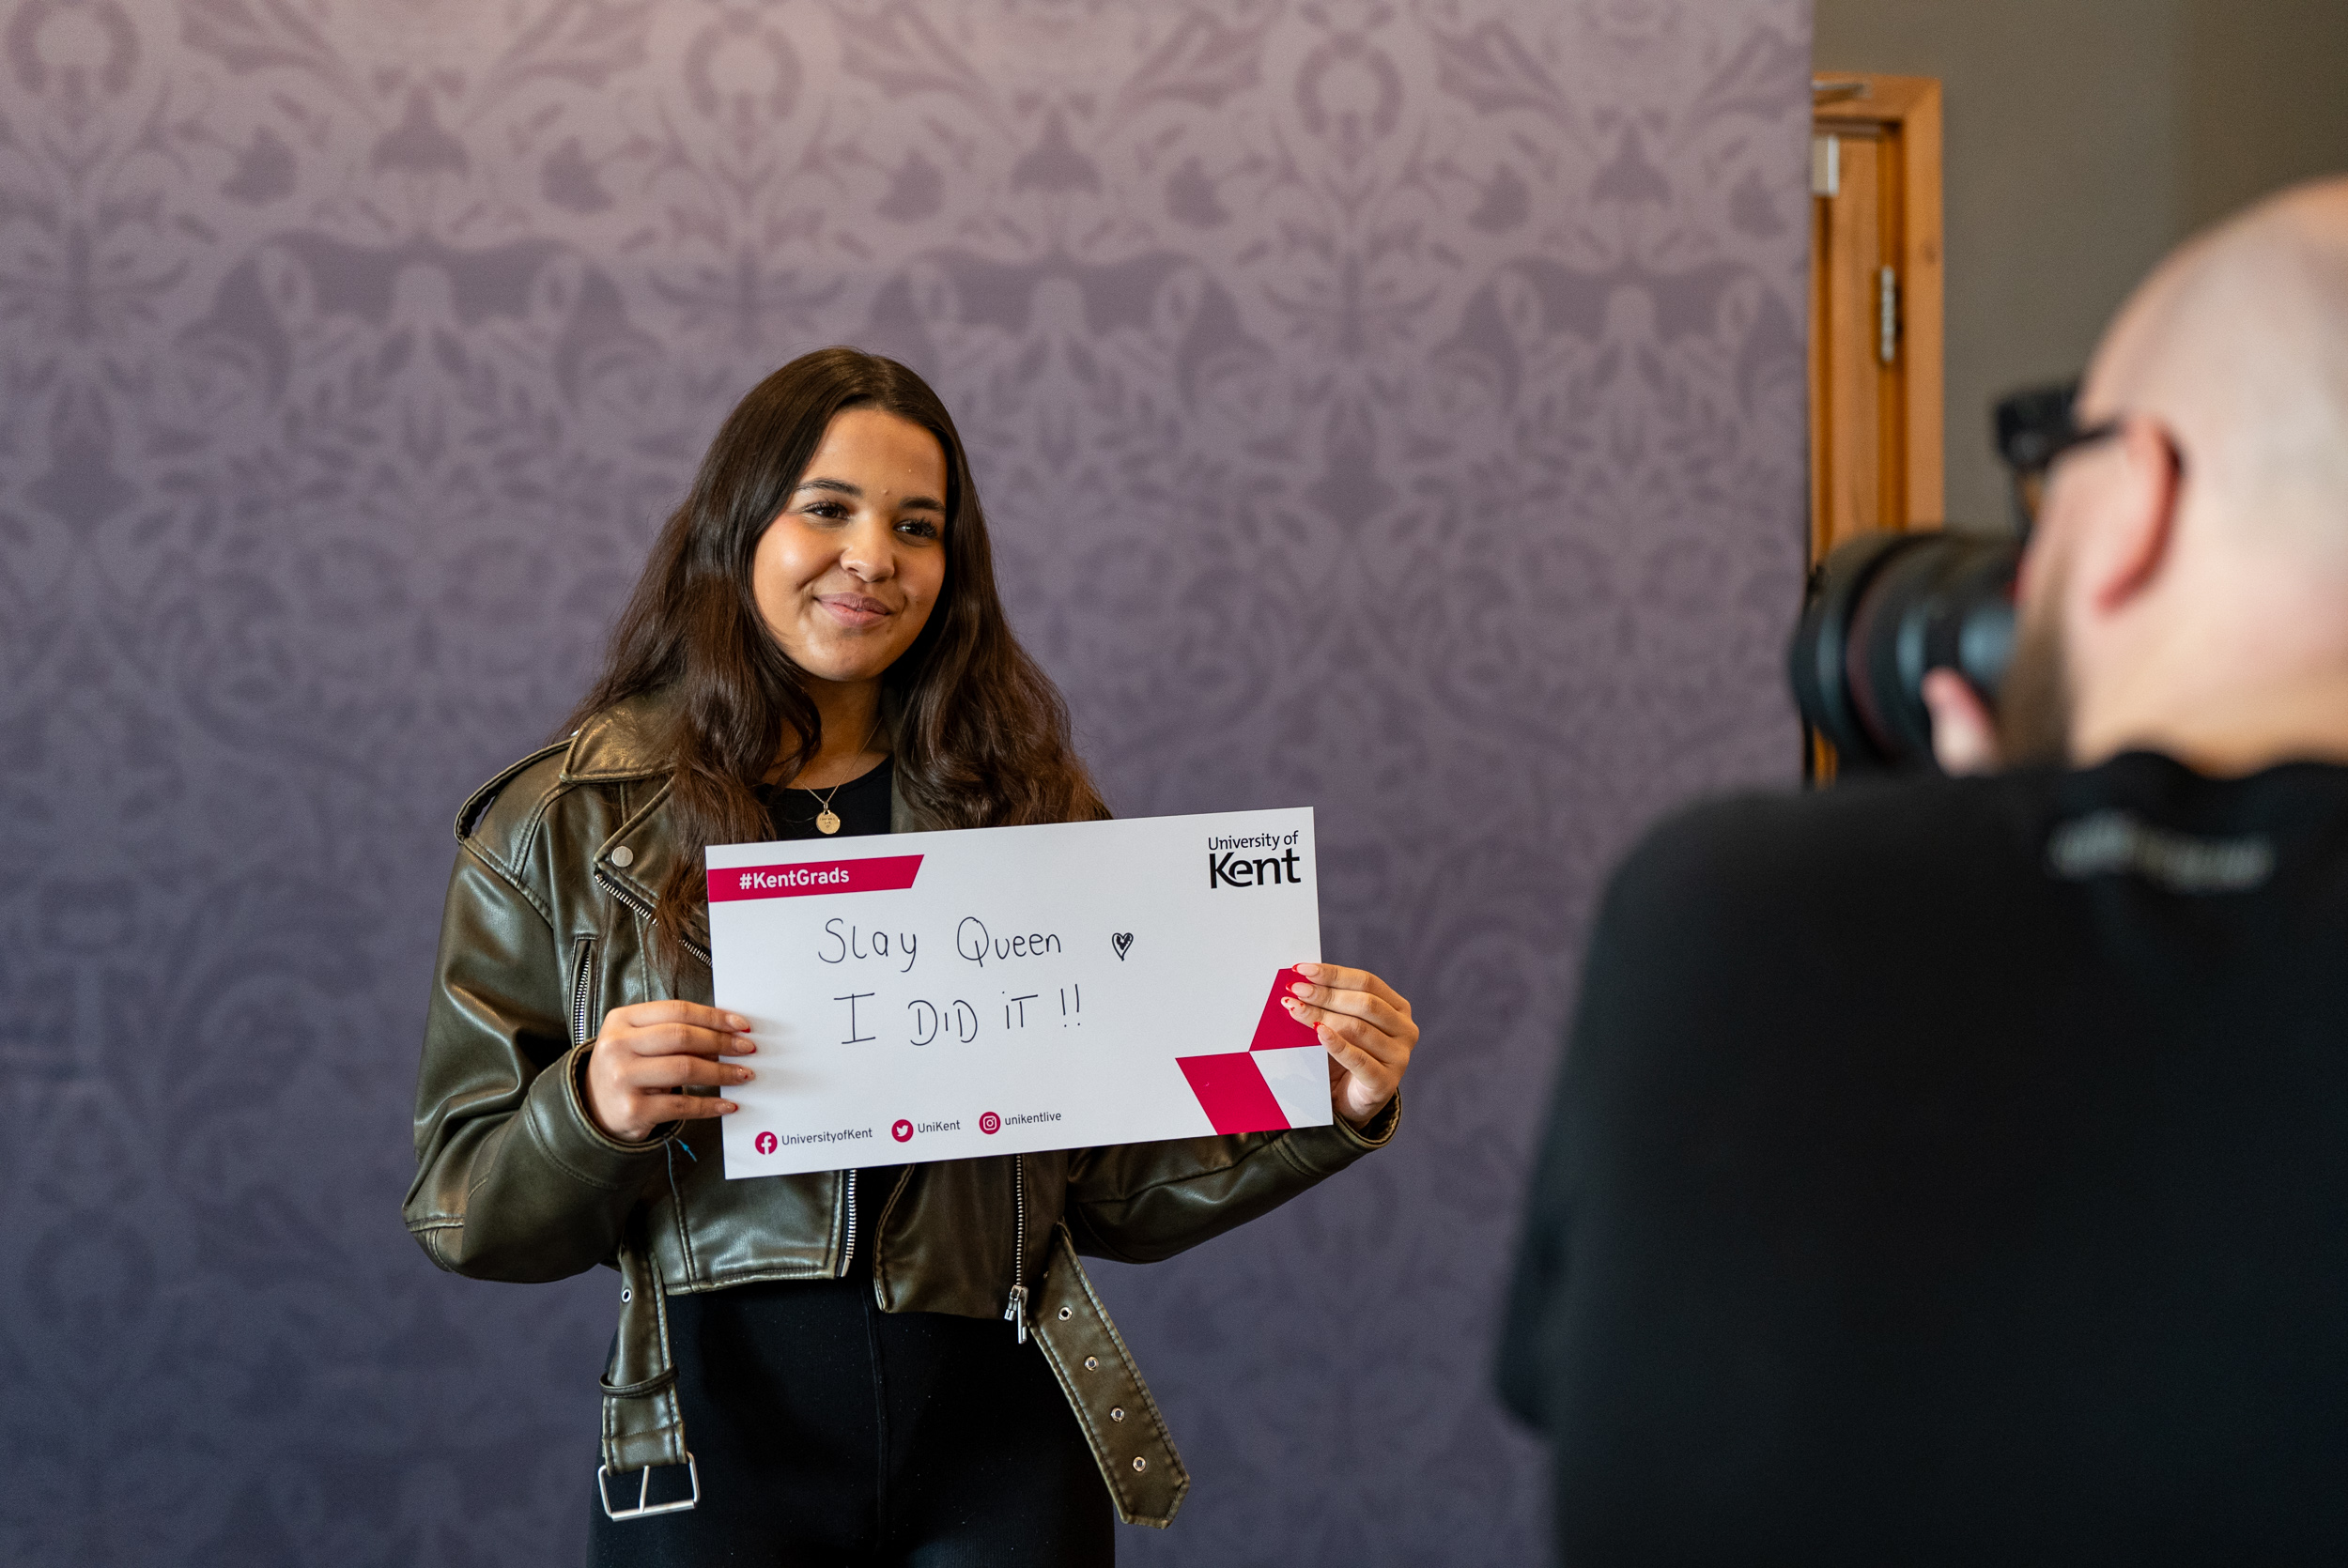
[1811,133,1840,197]
[1877,264,1899,365]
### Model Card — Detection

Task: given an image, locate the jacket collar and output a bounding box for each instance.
[563,692,675,783]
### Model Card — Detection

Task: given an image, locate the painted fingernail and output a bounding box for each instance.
[718,1101,738,1114]
[1296,962,1321,976]
[727,1014,750,1030]
[1290,981,1313,998]
[733,1068,754,1084]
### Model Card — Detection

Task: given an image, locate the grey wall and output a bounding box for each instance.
[2181,2,2348,235]
[1815,0,2348,533]
[0,2,1811,1562]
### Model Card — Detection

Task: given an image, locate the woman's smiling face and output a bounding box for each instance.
[751,406,949,688]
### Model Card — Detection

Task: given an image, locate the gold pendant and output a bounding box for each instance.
[816,809,842,835]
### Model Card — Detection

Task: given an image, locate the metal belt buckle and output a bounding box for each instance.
[597,1454,700,1521]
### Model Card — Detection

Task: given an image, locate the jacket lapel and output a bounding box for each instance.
[564,696,714,971]
[595,777,713,969]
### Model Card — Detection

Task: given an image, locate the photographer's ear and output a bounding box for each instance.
[2078,414,2186,618]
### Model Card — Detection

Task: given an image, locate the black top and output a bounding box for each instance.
[757,753,896,840]
[1498,752,2348,1564]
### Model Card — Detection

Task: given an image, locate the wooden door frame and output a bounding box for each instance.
[1812,72,1945,547]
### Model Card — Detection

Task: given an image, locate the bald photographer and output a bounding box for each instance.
[1497,178,2348,1562]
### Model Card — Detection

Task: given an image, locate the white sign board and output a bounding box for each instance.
[705,807,1327,1177]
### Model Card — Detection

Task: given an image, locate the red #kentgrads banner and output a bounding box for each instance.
[707,855,924,902]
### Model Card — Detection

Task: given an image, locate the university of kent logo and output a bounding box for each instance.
[1207,829,1306,888]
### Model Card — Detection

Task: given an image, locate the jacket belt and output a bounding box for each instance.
[595,1219,1190,1530]
[599,1223,688,1476]
[1030,1222,1190,1528]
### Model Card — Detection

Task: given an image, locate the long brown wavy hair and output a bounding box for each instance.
[565,346,1106,970]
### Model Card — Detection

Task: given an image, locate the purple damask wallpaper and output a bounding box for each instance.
[0,2,1810,1562]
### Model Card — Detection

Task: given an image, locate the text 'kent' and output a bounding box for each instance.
[1210,848,1303,888]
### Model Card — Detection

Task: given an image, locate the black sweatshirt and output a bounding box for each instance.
[1498,751,2348,1565]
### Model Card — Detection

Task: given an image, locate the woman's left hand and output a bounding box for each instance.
[1282,962,1418,1129]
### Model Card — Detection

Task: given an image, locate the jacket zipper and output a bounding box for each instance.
[1002,1153,1027,1343]
[568,935,598,1047]
[592,864,710,964]
[839,1169,858,1278]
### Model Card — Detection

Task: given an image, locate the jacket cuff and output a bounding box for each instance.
[1274,1091,1401,1177]
[515,1042,672,1191]
[1338,1091,1401,1148]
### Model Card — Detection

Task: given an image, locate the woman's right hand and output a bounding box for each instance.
[583,1001,755,1143]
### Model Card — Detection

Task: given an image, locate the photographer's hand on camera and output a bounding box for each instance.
[584,1000,755,1143]
[1922,669,2002,775]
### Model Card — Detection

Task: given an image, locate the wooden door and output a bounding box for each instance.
[1810,73,1944,561]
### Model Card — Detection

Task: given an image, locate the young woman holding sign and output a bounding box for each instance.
[406,347,1419,1565]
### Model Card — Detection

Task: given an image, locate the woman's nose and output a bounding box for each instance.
[837,518,898,580]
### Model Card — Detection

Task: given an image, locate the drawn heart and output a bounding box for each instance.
[1111,932,1135,961]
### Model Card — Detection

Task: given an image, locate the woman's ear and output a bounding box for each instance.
[2082,414,2186,615]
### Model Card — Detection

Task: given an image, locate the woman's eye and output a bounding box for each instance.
[897,517,940,539]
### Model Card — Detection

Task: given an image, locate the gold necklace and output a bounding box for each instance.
[795,718,884,836]
[802,776,849,836]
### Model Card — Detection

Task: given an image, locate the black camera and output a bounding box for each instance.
[1787,382,2078,772]
[1788,531,2018,771]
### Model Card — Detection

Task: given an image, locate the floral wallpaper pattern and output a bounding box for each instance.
[0,1,1809,1561]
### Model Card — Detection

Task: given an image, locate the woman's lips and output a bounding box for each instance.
[817,593,893,629]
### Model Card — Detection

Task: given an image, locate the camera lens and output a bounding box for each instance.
[1789,532,2020,771]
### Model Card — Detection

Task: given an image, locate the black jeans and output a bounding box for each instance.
[587,1276,1114,1567]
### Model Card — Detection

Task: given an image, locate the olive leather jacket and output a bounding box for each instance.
[402,697,1399,1527]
